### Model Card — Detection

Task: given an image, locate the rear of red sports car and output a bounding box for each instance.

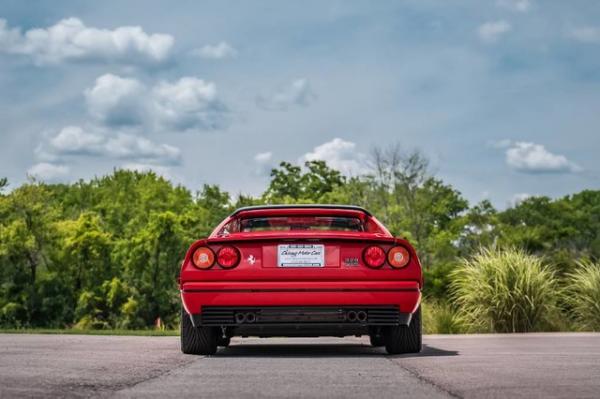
[179,205,423,355]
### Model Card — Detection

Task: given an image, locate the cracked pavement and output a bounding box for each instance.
[1,333,599,398]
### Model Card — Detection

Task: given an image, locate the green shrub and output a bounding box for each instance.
[0,302,26,328]
[563,261,600,331]
[423,262,458,300]
[32,272,74,328]
[422,300,465,334]
[118,297,146,329]
[450,247,559,333]
[74,278,139,329]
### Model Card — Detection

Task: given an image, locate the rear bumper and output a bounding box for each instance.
[180,280,421,327]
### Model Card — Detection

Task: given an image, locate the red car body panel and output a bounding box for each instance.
[181,281,420,314]
[179,205,423,336]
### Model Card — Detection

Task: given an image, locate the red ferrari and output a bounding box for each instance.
[179,205,423,355]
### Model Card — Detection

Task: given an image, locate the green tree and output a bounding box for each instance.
[498,191,600,274]
[303,160,345,201]
[264,160,345,202]
[1,183,58,284]
[265,162,304,200]
[457,200,498,254]
[57,212,113,291]
[196,184,232,228]
[0,182,59,326]
[0,164,599,331]
[367,147,468,267]
[122,211,185,326]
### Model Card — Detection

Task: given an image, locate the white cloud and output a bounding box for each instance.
[39,126,181,165]
[568,27,600,43]
[105,134,181,165]
[27,162,69,181]
[0,17,173,65]
[489,138,512,149]
[83,74,230,131]
[191,41,237,59]
[504,141,582,173]
[85,74,146,126]
[49,125,105,155]
[31,73,228,175]
[478,20,512,43]
[152,77,229,131]
[254,152,273,163]
[33,126,105,162]
[511,192,533,205]
[253,151,274,176]
[302,138,366,175]
[497,0,531,12]
[257,78,316,111]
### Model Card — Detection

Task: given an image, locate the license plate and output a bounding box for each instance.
[277,244,325,267]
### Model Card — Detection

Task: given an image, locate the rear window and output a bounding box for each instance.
[220,216,365,234]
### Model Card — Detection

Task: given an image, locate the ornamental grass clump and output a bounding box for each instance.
[422,300,465,334]
[563,261,600,331]
[450,247,559,333]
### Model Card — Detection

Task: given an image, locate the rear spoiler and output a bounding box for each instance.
[207,232,396,243]
[230,204,372,217]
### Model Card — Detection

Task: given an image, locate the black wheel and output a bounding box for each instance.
[217,336,231,347]
[369,332,385,347]
[384,306,422,355]
[180,308,218,355]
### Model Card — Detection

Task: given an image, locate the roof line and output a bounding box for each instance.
[230,204,372,217]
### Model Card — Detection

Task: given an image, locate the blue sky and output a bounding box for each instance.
[0,0,598,208]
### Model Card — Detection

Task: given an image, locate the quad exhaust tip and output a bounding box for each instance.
[235,312,257,324]
[357,311,367,323]
[234,313,246,324]
[245,312,256,323]
[346,311,357,322]
[346,310,367,323]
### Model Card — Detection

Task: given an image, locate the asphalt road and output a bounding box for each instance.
[1,333,599,398]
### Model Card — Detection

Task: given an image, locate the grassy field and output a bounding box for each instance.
[0,328,179,336]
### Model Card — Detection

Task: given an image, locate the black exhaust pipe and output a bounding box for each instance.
[245,312,256,323]
[357,311,367,323]
[234,313,246,324]
[346,311,357,322]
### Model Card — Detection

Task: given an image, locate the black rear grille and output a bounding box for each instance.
[257,308,346,323]
[367,308,403,324]
[198,306,406,326]
[200,309,236,324]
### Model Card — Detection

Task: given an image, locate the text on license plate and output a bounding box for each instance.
[277,244,325,267]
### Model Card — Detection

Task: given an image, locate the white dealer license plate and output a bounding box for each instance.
[277,244,325,267]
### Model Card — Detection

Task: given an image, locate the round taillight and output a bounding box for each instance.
[388,246,410,268]
[217,246,240,269]
[192,247,215,269]
[363,246,386,268]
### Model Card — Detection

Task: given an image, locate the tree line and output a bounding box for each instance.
[0,149,598,330]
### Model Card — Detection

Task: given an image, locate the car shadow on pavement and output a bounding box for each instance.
[387,344,458,359]
[215,343,458,358]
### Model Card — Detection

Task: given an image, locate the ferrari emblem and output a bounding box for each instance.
[247,255,256,265]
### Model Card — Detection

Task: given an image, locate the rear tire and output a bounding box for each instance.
[369,332,385,347]
[180,308,218,355]
[384,306,422,355]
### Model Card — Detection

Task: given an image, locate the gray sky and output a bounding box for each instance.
[1,0,599,208]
